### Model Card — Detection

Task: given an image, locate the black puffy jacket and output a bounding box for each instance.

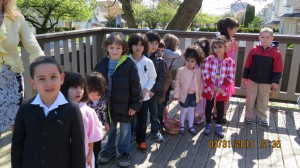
[147,51,167,97]
[94,55,142,122]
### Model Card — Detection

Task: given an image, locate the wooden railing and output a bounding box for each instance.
[20,28,300,102]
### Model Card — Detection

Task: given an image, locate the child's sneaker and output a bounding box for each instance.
[215,125,224,138]
[98,150,116,163]
[188,127,197,135]
[258,118,268,126]
[204,124,212,136]
[138,142,148,153]
[244,117,252,124]
[118,153,131,167]
[179,127,185,134]
[153,130,164,142]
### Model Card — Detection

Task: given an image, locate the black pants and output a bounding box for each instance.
[93,140,101,166]
[136,100,150,144]
[205,99,224,124]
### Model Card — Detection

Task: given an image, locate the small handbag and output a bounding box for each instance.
[269,88,278,99]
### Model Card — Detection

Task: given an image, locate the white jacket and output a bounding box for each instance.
[130,55,157,101]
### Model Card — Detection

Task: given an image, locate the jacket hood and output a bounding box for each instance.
[256,41,280,49]
[163,49,182,59]
[213,52,229,59]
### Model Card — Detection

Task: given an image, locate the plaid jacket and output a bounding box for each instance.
[202,53,236,101]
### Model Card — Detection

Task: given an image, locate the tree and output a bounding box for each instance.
[248,16,264,28]
[166,0,203,30]
[17,0,96,34]
[234,10,246,26]
[119,0,138,28]
[133,1,178,29]
[244,4,255,27]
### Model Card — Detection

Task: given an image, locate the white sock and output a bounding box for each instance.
[180,107,187,127]
[187,107,195,128]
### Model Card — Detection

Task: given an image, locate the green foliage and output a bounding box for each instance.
[197,26,279,33]
[287,43,294,48]
[248,16,264,29]
[17,0,96,34]
[244,4,255,27]
[54,27,76,32]
[132,1,178,29]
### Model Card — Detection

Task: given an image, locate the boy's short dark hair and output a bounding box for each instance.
[145,30,161,42]
[86,72,107,94]
[29,56,62,79]
[158,40,165,49]
[61,71,89,102]
[128,33,148,55]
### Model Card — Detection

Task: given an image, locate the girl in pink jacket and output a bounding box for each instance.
[173,46,203,135]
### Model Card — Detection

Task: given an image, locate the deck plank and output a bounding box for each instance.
[275,109,298,167]
[268,108,285,168]
[1,98,300,168]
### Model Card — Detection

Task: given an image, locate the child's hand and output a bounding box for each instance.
[271,83,279,90]
[217,87,224,94]
[242,78,248,85]
[86,151,93,167]
[142,89,148,98]
[128,108,136,116]
[149,91,155,98]
[104,124,109,132]
[173,97,179,101]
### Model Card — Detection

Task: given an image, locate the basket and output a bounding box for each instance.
[164,118,180,135]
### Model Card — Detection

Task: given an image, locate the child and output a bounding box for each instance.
[173,46,203,135]
[158,40,166,58]
[162,34,184,127]
[243,27,283,126]
[194,38,210,124]
[202,36,236,138]
[11,56,86,168]
[86,72,109,167]
[216,17,239,123]
[94,32,142,167]
[194,37,210,59]
[157,40,167,130]
[145,30,166,142]
[128,33,157,152]
[61,71,103,168]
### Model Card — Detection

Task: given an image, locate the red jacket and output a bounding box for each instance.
[202,52,236,101]
[243,44,283,84]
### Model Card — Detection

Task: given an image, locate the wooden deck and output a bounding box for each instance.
[1,97,300,168]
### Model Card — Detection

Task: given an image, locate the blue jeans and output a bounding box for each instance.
[149,95,161,135]
[104,121,132,154]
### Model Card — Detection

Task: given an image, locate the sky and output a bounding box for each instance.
[201,0,274,15]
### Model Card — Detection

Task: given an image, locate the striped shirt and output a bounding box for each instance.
[107,59,118,97]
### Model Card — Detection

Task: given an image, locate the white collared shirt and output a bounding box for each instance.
[129,55,157,101]
[31,91,68,117]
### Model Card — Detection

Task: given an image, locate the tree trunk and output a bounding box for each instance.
[119,0,138,28]
[166,0,203,30]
